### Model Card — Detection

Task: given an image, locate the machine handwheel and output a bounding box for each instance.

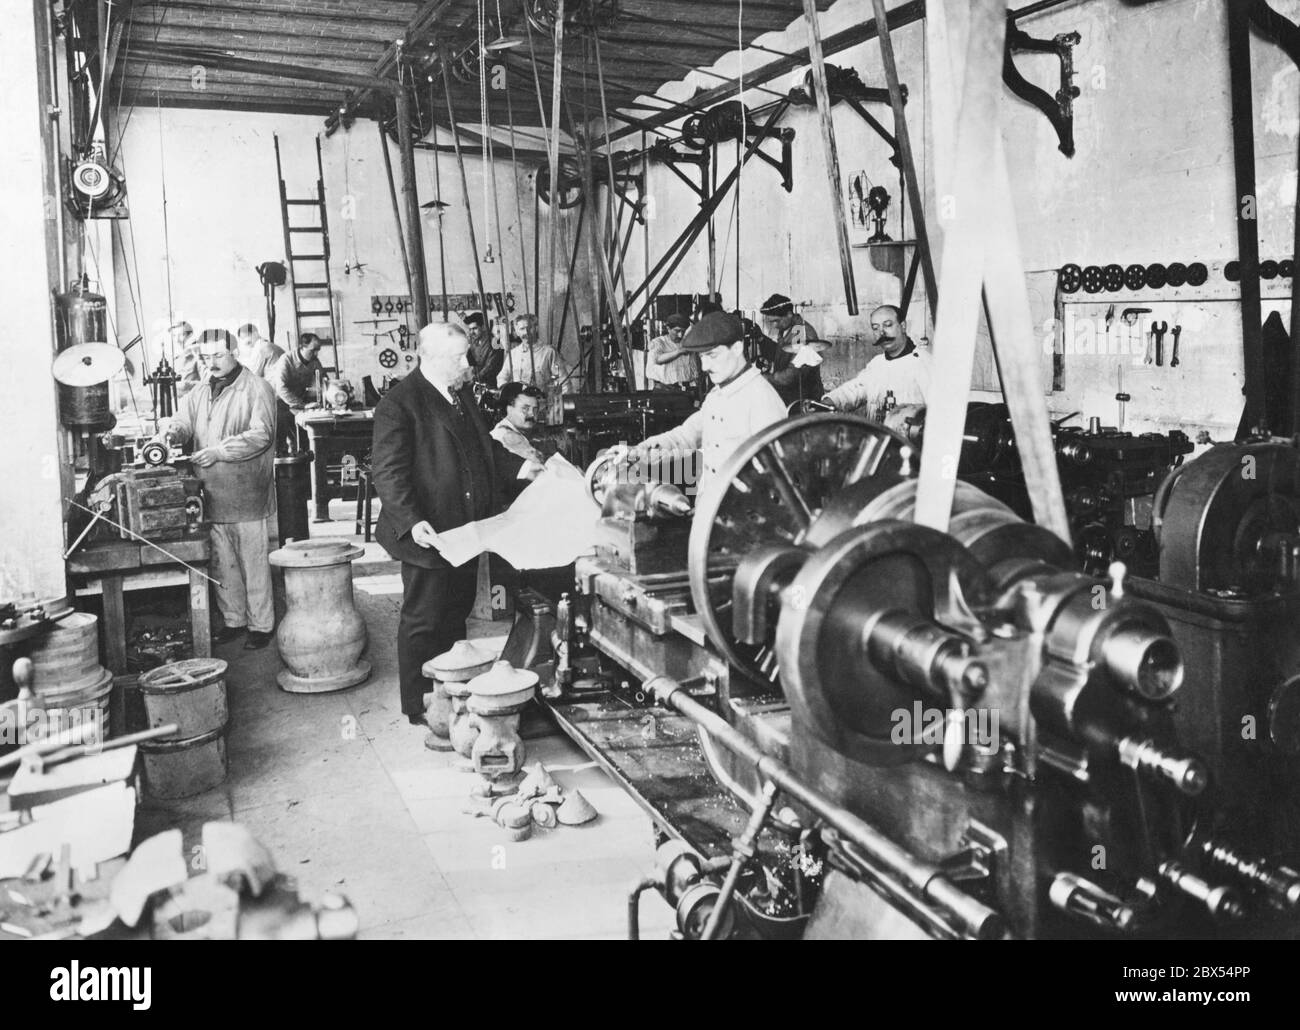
[377,348,399,369]
[687,413,912,684]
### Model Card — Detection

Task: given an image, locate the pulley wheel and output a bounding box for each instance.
[377,348,399,369]
[1081,265,1105,294]
[1058,263,1082,293]
[141,441,169,467]
[680,113,710,150]
[1224,260,1241,282]
[1124,263,1147,291]
[1186,262,1208,286]
[1281,259,1295,279]
[535,157,585,209]
[1102,263,1125,292]
[1165,262,1188,287]
[1261,259,1279,280]
[1144,263,1168,289]
[687,414,911,685]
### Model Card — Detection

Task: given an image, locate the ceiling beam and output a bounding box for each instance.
[129,1,413,28]
[124,42,404,94]
[125,20,403,50]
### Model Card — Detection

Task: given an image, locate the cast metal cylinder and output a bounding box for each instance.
[268,540,370,693]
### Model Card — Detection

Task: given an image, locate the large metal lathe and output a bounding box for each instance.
[503,414,1300,940]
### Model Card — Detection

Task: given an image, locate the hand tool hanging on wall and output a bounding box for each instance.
[1170,324,1182,367]
[1152,320,1168,366]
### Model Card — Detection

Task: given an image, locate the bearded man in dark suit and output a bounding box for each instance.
[371,321,541,727]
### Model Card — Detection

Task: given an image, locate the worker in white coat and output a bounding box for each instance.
[822,304,932,429]
[156,329,278,649]
[630,312,788,503]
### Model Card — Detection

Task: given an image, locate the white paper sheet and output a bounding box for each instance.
[435,454,600,569]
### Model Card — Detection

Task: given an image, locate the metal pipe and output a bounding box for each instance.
[378,121,414,314]
[441,62,488,318]
[395,88,431,327]
[702,779,778,940]
[430,84,449,320]
[627,876,658,940]
[46,0,67,293]
[647,675,1004,940]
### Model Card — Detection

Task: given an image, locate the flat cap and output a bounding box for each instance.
[654,311,743,364]
[759,292,793,315]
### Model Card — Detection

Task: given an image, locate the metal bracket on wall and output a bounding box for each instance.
[788,64,905,166]
[651,106,796,194]
[1002,22,1082,158]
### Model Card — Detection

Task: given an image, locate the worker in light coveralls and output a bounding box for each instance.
[629,312,788,504]
[156,328,278,649]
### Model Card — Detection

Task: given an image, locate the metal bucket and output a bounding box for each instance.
[137,658,229,798]
[139,727,228,799]
[28,612,107,695]
[137,658,228,738]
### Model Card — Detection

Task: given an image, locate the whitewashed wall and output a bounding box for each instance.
[109,108,594,391]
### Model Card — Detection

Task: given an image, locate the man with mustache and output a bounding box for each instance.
[821,304,932,426]
[371,322,542,729]
[491,382,546,464]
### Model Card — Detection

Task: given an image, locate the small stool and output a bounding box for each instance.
[353,466,376,541]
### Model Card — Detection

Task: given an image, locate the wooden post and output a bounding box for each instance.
[916,0,1069,541]
[802,0,858,315]
[395,88,430,327]
[1227,1,1267,433]
[870,0,938,320]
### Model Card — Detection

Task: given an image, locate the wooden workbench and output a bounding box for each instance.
[66,535,213,678]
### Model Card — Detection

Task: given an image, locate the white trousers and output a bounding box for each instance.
[210,519,274,633]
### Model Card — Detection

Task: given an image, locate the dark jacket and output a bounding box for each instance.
[470,336,504,386]
[371,372,524,569]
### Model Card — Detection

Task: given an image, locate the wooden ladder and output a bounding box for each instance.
[274,133,340,373]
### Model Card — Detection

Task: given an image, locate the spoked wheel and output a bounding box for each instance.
[686,413,913,685]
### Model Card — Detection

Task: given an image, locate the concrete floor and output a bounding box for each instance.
[132,500,676,940]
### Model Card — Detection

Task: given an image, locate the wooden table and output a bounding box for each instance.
[295,409,375,522]
[66,536,213,679]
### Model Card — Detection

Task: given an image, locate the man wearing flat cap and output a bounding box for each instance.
[646,314,699,391]
[758,293,826,408]
[630,312,787,502]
